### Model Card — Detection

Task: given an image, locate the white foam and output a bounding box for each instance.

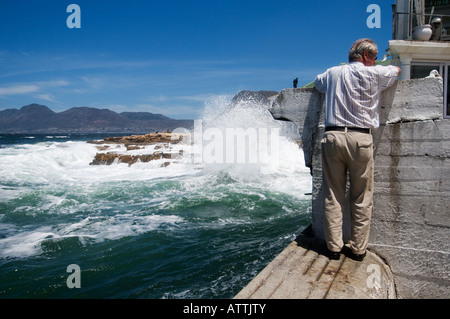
[0,214,184,258]
[0,226,55,258]
[57,214,184,241]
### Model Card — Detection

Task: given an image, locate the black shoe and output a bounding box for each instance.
[342,246,367,261]
[327,250,340,260]
[348,251,366,261]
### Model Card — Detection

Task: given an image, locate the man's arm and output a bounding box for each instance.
[314,72,327,93]
[379,65,402,89]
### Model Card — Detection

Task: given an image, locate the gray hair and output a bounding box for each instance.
[348,39,378,62]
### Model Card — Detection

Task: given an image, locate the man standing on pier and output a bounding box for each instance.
[314,39,401,261]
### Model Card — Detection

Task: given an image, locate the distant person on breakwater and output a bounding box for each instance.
[314,39,401,261]
[293,77,298,88]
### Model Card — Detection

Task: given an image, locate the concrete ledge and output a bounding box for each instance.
[234,226,396,299]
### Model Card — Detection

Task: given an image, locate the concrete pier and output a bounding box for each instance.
[234,227,396,299]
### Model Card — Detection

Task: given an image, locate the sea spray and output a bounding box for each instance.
[174,94,302,181]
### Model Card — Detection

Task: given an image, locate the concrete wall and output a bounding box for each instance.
[269,77,450,298]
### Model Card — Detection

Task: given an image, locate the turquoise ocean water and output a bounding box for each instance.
[0,101,312,299]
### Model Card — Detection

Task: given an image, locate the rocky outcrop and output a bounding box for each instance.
[90,151,181,166]
[88,132,186,166]
[88,132,184,145]
[231,90,279,105]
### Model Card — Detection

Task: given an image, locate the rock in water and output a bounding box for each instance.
[88,132,185,166]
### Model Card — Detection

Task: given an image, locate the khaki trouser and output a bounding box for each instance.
[321,130,374,255]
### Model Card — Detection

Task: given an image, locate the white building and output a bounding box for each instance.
[390,0,450,117]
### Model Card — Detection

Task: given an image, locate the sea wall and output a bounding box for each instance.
[268,77,450,298]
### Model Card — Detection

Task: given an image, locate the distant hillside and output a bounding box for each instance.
[0,104,194,133]
[120,112,171,121]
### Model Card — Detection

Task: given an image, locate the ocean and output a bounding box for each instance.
[0,99,312,299]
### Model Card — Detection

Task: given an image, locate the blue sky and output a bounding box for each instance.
[0,0,395,119]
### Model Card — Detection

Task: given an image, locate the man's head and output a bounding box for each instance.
[348,38,378,66]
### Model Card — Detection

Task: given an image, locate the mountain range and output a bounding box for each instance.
[0,104,194,133]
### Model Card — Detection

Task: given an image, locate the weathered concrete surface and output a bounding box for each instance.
[370,118,450,298]
[263,77,450,298]
[270,88,324,170]
[234,227,396,299]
